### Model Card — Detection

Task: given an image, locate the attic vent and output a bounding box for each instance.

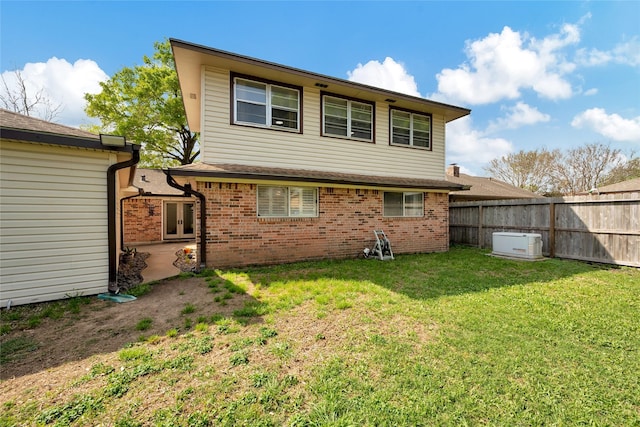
[385,98,396,103]
[315,82,328,88]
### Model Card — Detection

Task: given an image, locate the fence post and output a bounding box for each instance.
[549,201,555,258]
[478,205,484,248]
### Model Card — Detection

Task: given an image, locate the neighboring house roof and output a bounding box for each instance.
[593,177,640,194]
[171,162,467,191]
[446,164,542,201]
[170,38,471,133]
[133,168,185,196]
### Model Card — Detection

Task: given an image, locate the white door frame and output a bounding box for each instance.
[163,201,195,240]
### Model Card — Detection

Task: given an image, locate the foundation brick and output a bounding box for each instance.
[198,183,450,268]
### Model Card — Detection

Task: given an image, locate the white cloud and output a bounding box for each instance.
[576,37,640,67]
[583,88,598,96]
[487,102,551,132]
[446,116,513,174]
[434,23,580,105]
[347,57,421,97]
[571,108,640,142]
[1,57,108,126]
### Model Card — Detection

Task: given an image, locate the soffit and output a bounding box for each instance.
[169,162,468,192]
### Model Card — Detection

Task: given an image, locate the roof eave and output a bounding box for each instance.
[0,127,133,153]
[169,167,466,192]
[170,38,471,133]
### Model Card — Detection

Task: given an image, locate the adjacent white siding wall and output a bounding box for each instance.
[0,140,112,306]
[201,67,446,180]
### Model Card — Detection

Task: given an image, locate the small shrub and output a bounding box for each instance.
[166,328,178,338]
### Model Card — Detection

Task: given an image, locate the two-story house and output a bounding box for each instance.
[169,39,470,268]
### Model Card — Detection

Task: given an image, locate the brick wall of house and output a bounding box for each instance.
[198,182,449,268]
[123,197,163,244]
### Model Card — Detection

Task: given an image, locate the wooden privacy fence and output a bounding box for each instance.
[449,193,639,267]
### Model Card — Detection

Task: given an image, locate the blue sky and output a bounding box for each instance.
[2,1,639,175]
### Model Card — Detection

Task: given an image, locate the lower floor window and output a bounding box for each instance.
[383,192,424,217]
[257,185,318,217]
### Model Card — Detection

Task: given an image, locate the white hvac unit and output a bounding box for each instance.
[492,232,543,260]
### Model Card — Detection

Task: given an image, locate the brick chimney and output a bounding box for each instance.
[446,163,460,177]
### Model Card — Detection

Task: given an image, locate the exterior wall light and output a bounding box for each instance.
[100,134,126,147]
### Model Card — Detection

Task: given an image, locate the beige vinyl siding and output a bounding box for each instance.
[0,140,112,306]
[201,67,446,180]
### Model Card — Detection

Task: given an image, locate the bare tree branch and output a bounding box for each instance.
[0,69,62,121]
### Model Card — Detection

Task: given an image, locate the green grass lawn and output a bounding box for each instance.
[2,246,639,426]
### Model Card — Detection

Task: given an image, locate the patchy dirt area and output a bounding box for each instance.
[0,275,258,381]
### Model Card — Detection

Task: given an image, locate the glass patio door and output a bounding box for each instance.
[164,202,195,239]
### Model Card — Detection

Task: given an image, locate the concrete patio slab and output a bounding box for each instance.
[135,241,196,283]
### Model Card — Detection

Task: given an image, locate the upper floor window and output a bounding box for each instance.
[257,185,318,217]
[390,109,431,149]
[234,76,300,131]
[383,191,424,217]
[322,94,373,141]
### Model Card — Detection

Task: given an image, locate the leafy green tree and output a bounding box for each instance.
[85,40,198,167]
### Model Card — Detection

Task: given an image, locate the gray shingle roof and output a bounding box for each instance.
[446,172,542,200]
[0,108,98,139]
[133,168,184,195]
[170,162,467,191]
[595,177,640,194]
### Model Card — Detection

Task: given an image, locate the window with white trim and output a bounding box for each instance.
[322,94,373,141]
[257,186,318,217]
[234,77,300,130]
[383,192,424,217]
[390,109,431,149]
